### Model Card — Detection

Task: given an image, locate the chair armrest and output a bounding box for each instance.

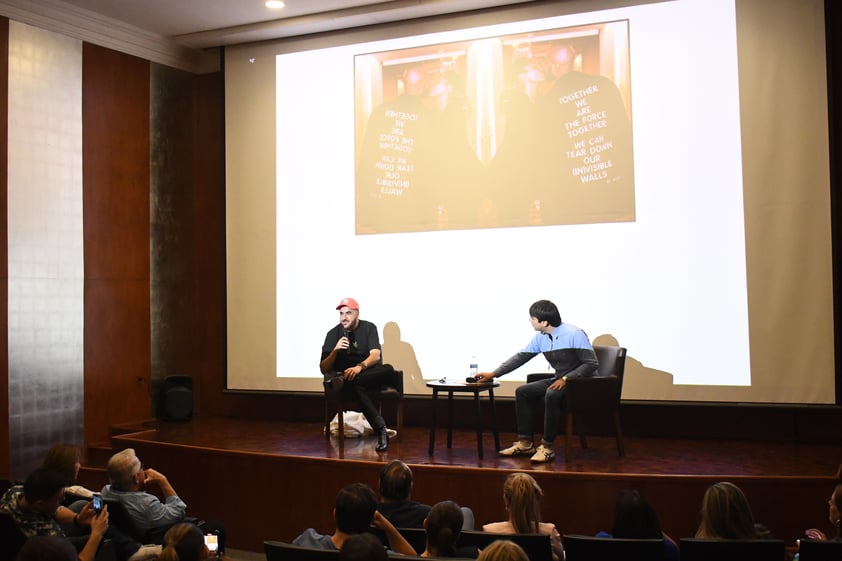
[526,373,554,383]
[566,375,622,410]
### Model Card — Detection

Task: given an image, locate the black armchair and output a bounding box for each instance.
[323,369,404,445]
[526,345,627,459]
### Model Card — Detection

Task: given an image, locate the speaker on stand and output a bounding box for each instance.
[159,375,193,421]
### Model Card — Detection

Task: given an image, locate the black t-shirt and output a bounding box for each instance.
[321,320,381,372]
[377,500,431,529]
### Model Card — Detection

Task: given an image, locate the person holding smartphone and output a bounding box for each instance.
[0,468,110,561]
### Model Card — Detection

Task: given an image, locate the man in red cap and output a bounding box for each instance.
[320,297,396,452]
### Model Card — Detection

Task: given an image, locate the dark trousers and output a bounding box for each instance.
[515,377,567,445]
[326,364,396,431]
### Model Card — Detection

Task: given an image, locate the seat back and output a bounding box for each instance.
[562,534,664,561]
[798,538,842,561]
[566,346,626,411]
[679,537,786,561]
[264,540,340,561]
[594,345,627,379]
[458,530,552,561]
[0,512,28,561]
[397,527,427,554]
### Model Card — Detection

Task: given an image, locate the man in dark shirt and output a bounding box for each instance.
[376,461,430,528]
[292,483,415,554]
[321,297,398,452]
[377,460,475,530]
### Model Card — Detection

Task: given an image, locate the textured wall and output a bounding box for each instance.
[150,63,197,414]
[6,21,84,478]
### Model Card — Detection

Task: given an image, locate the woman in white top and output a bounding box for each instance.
[483,472,564,561]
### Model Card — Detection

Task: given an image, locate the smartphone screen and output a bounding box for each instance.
[92,494,102,513]
[204,534,219,553]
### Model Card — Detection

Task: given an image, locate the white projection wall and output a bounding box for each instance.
[225,0,833,403]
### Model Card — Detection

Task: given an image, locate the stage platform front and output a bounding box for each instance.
[95,417,839,553]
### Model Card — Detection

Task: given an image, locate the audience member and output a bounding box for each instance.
[483,472,564,561]
[0,468,109,561]
[475,540,529,561]
[421,500,477,558]
[377,460,475,530]
[596,489,678,561]
[100,448,226,552]
[338,533,389,561]
[101,448,185,537]
[695,481,768,539]
[15,535,77,561]
[42,443,94,501]
[804,477,842,541]
[378,460,430,528]
[292,483,416,555]
[159,522,211,561]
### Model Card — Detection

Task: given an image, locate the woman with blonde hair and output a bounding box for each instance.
[476,540,529,561]
[695,481,764,539]
[483,472,564,561]
[160,523,211,561]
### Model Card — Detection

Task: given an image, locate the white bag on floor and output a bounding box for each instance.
[328,411,373,438]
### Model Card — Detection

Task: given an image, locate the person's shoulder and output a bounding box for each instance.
[293,528,335,549]
[483,521,512,533]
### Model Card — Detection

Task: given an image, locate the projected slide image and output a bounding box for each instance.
[354,20,635,235]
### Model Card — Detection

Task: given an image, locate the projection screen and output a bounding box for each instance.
[224,0,834,403]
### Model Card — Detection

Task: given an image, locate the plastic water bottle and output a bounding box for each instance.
[470,356,478,377]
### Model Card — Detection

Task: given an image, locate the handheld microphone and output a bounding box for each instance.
[342,329,355,350]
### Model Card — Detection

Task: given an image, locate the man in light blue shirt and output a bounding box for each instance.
[476,300,598,463]
[100,448,186,539]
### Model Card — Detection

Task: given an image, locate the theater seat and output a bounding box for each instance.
[679,537,786,561]
[562,534,664,561]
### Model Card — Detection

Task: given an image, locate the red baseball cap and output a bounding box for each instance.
[336,297,360,310]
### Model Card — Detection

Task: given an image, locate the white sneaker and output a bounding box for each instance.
[530,444,555,463]
[498,440,536,457]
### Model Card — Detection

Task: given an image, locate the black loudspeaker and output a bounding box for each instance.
[160,376,193,421]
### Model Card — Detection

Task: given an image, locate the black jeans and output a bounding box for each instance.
[326,363,397,431]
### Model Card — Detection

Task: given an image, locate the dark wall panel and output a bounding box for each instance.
[82,43,152,444]
[191,71,226,415]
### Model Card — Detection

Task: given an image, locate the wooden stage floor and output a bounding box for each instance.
[104,417,841,553]
[124,416,840,477]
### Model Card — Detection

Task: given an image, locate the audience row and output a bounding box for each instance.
[2,447,841,561]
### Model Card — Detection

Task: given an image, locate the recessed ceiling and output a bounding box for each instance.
[39,0,539,48]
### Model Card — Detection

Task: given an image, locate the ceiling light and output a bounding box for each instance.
[265,1,285,8]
